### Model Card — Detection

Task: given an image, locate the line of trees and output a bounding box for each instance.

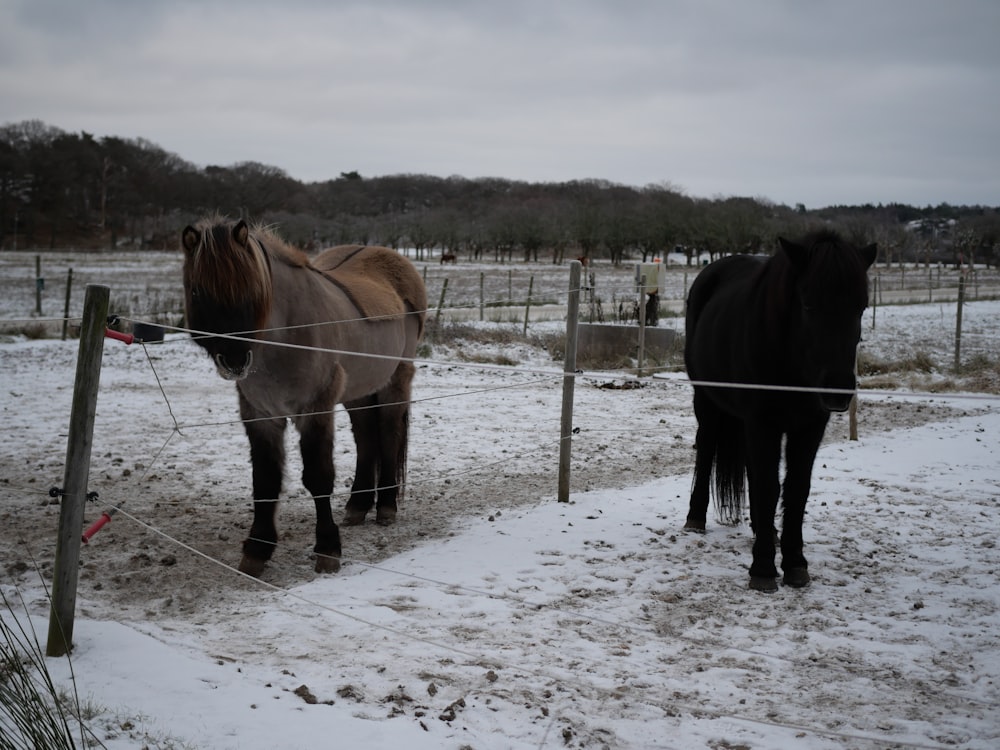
[2,119,998,267]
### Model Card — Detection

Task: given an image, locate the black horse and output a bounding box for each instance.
[683,230,876,592]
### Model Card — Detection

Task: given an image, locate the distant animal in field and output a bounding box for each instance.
[181,217,426,576]
[683,230,876,591]
[440,253,457,264]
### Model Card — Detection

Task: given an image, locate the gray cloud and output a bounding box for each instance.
[2,0,998,207]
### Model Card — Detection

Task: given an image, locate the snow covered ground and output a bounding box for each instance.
[1,278,999,748]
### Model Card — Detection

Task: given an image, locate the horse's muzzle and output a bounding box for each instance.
[214,351,253,381]
[820,391,854,413]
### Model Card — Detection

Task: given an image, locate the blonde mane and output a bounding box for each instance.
[182,216,310,327]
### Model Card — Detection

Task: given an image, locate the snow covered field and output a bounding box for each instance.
[1,255,999,749]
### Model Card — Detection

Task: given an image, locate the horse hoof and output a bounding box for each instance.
[376,508,397,526]
[342,510,368,526]
[749,576,778,593]
[314,553,341,574]
[238,555,266,578]
[683,519,706,533]
[783,568,810,588]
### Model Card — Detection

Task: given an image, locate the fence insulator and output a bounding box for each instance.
[105,328,134,345]
[82,507,118,543]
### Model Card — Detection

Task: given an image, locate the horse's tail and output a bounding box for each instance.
[712,412,746,525]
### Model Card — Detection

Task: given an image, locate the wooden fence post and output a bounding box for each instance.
[581,270,597,323]
[871,276,878,331]
[47,284,110,657]
[61,268,74,341]
[849,355,859,441]
[35,255,43,316]
[636,274,647,377]
[522,275,534,335]
[954,274,965,372]
[434,277,448,330]
[558,262,582,503]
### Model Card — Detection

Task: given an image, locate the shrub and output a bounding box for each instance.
[0,588,95,750]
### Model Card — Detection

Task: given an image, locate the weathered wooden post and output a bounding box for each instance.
[587,271,597,323]
[871,276,878,331]
[522,275,534,335]
[47,284,110,656]
[479,272,484,322]
[849,355,859,441]
[61,268,74,341]
[35,255,43,316]
[954,274,965,372]
[434,277,448,330]
[558,262,582,503]
[636,274,647,377]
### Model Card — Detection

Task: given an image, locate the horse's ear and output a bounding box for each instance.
[777,237,808,273]
[233,220,250,248]
[181,226,200,255]
[860,243,877,269]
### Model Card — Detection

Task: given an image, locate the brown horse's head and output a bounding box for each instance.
[181,217,273,381]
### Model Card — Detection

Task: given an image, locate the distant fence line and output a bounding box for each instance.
[7,250,999,332]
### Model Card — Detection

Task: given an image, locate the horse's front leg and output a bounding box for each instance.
[298,412,342,573]
[240,407,287,577]
[780,415,829,588]
[297,370,345,573]
[745,421,782,592]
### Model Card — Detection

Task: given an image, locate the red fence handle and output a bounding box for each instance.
[105,329,134,345]
[82,511,113,543]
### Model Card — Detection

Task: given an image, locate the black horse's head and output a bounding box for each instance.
[181,218,272,381]
[778,231,877,412]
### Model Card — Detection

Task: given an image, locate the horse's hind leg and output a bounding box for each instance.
[240,405,286,577]
[343,362,415,526]
[373,362,415,525]
[685,389,717,532]
[343,395,378,526]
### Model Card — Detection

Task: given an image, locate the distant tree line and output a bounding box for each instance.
[2,119,998,267]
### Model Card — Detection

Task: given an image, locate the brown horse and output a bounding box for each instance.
[181,217,426,576]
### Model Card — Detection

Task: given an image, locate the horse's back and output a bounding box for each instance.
[313,245,427,335]
[686,255,762,340]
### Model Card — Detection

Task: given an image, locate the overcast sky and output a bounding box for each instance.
[2,0,998,209]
